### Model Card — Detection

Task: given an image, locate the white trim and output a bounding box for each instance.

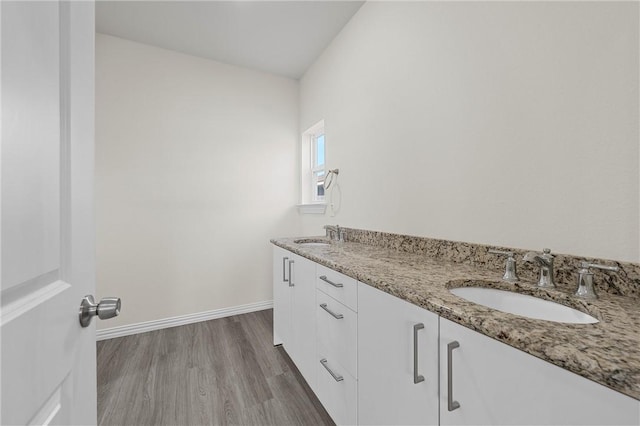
[60,0,71,282]
[30,387,61,426]
[96,300,273,341]
[297,203,327,214]
[305,120,325,136]
[1,280,70,326]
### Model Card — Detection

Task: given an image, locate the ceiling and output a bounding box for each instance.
[96,1,365,79]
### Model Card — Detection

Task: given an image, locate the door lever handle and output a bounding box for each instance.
[79,295,121,327]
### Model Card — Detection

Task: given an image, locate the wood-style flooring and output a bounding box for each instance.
[97,309,334,426]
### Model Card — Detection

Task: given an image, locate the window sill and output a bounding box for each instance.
[297,203,327,215]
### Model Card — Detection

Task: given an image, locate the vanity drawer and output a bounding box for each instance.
[316,264,358,312]
[316,353,358,426]
[316,290,357,379]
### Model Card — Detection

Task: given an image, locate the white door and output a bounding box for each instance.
[1,1,98,424]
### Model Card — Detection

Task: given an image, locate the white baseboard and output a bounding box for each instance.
[96,300,273,341]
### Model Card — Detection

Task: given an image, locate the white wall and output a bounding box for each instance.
[96,34,300,328]
[300,2,639,263]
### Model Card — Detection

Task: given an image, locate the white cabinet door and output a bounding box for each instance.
[273,246,292,347]
[358,283,439,426]
[289,253,317,390]
[440,317,640,426]
[272,247,317,390]
[1,2,97,424]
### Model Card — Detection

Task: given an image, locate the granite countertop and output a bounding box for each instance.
[271,236,640,401]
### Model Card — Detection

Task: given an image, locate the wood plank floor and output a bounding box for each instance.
[97,309,334,426]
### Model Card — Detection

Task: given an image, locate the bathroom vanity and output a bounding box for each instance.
[271,228,640,425]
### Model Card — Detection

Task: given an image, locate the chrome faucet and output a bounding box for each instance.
[324,225,344,242]
[523,248,556,288]
[575,262,619,299]
[488,249,519,282]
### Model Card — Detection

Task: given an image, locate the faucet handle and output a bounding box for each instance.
[575,262,619,299]
[488,249,519,282]
[578,261,619,272]
[488,249,513,257]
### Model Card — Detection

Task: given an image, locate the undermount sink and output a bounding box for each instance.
[294,238,331,247]
[450,287,598,324]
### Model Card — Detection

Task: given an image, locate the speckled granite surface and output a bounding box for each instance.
[342,227,640,298]
[271,232,640,401]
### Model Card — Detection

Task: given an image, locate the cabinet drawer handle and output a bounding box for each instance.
[320,303,344,319]
[413,323,425,384]
[282,257,289,282]
[447,341,461,411]
[319,275,343,288]
[288,260,294,287]
[320,358,344,382]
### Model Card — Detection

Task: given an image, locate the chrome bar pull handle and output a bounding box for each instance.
[320,303,344,319]
[282,257,289,282]
[413,323,425,384]
[288,260,294,287]
[319,275,343,288]
[447,341,461,411]
[320,358,344,382]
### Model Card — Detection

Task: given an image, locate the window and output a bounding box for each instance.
[311,132,325,202]
[300,120,327,211]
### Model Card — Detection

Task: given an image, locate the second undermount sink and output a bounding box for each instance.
[294,238,331,247]
[450,287,598,324]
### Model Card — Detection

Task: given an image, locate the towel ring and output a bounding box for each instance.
[324,169,339,190]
